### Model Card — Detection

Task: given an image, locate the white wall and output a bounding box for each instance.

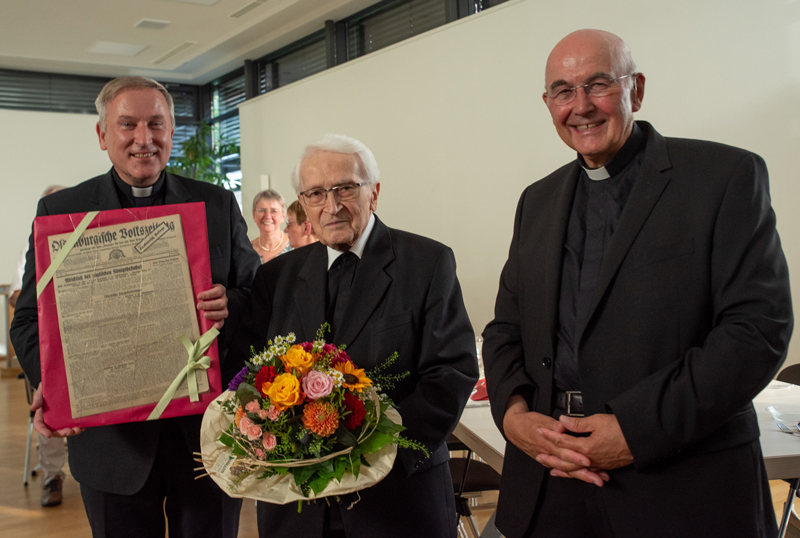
[239,0,800,365]
[0,109,110,348]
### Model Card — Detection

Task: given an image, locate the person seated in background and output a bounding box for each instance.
[10,185,69,507]
[284,200,318,249]
[251,189,292,263]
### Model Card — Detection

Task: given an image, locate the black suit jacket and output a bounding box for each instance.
[10,169,260,495]
[483,122,793,537]
[228,216,478,538]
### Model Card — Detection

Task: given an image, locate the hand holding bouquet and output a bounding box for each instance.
[199,325,426,504]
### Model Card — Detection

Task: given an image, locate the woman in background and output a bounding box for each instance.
[251,189,291,263]
[284,200,318,249]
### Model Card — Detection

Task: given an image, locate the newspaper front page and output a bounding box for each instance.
[47,214,206,418]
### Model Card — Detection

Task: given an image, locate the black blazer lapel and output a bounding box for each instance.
[542,164,581,347]
[583,123,673,331]
[294,243,329,340]
[89,169,124,210]
[336,216,394,347]
[164,173,193,205]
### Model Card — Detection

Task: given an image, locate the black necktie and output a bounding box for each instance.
[326,252,357,339]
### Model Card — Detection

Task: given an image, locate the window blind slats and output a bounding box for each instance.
[348,0,446,59]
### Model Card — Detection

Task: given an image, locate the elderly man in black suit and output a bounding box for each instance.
[11,76,260,538]
[228,133,478,538]
[483,29,792,538]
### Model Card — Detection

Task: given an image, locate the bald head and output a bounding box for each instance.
[542,29,645,168]
[545,30,636,92]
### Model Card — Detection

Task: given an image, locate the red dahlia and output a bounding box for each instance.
[342,392,366,430]
[322,343,351,367]
[254,366,277,398]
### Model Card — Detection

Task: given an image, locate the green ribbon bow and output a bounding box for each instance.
[147,327,220,421]
[36,211,99,298]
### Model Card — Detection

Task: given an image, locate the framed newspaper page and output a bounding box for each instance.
[34,202,222,429]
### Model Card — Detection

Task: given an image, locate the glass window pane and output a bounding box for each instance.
[348,0,447,59]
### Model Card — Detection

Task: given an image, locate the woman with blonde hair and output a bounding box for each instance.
[251,189,291,263]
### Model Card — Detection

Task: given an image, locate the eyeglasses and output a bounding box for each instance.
[545,73,637,105]
[299,183,367,207]
[256,208,282,216]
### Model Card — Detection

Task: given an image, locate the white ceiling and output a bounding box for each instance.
[0,0,377,85]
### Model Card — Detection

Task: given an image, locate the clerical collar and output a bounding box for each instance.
[578,122,645,181]
[112,169,166,199]
[327,214,376,270]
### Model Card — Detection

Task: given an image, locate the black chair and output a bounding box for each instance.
[778,364,800,386]
[447,435,502,538]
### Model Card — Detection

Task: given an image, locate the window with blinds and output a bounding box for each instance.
[216,114,241,175]
[276,37,328,86]
[212,73,246,118]
[0,69,109,114]
[256,32,328,93]
[347,0,447,59]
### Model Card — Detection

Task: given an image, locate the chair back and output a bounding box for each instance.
[777,364,800,386]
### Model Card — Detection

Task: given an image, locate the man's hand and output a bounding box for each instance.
[31,384,84,438]
[538,413,633,482]
[197,284,228,330]
[503,395,608,486]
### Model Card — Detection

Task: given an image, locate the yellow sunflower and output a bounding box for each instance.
[333,361,373,393]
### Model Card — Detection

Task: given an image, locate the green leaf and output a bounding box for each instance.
[308,473,332,496]
[334,424,358,449]
[219,431,235,447]
[351,453,362,478]
[236,383,261,408]
[333,458,347,482]
[292,465,318,486]
[231,443,248,457]
[358,432,392,454]
[376,413,405,435]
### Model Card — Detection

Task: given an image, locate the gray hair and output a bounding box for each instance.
[252,189,287,215]
[292,134,380,194]
[95,76,175,133]
[614,42,638,88]
[41,185,65,198]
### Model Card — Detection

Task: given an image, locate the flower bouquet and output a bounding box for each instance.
[199,325,425,505]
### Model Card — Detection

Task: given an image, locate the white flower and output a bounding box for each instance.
[325,368,345,388]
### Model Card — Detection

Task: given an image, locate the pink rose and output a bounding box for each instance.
[239,416,263,441]
[302,370,335,400]
[258,409,268,419]
[262,431,277,451]
[267,405,281,421]
[254,448,265,459]
[245,400,261,413]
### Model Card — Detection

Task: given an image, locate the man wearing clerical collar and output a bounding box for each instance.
[483,29,792,537]
[229,134,478,538]
[11,76,259,538]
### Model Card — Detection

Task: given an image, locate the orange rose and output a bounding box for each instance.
[280,345,316,376]
[265,373,305,411]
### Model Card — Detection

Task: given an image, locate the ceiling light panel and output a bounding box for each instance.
[88,42,147,57]
[229,0,268,19]
[152,41,197,65]
[163,0,221,5]
[134,19,172,30]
